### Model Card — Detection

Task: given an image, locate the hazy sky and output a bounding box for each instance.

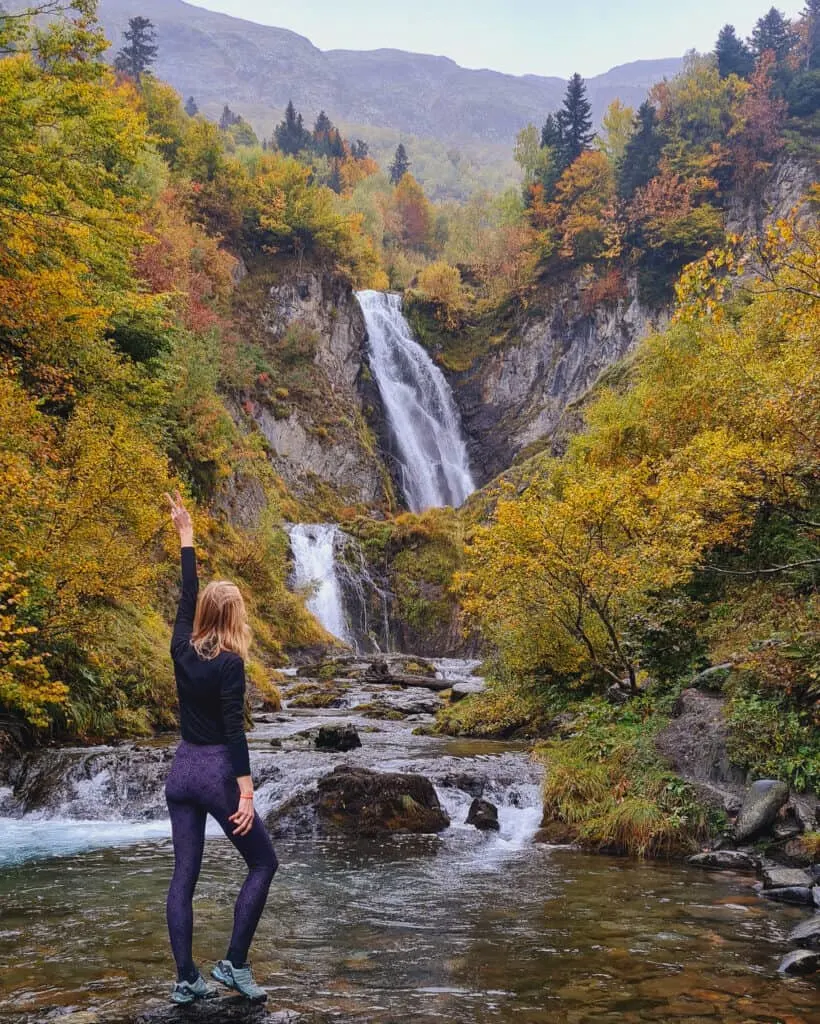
[186,1,804,78]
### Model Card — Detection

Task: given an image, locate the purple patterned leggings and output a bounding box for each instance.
[165,741,278,980]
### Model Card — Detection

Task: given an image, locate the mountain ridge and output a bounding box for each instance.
[94,0,683,145]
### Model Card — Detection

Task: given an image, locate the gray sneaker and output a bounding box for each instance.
[170,974,217,1004]
[211,959,267,1002]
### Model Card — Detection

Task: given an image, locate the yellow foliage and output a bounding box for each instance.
[413,262,469,329]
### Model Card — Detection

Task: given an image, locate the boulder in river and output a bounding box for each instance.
[778,948,820,975]
[134,999,303,1023]
[762,886,815,905]
[760,865,814,889]
[688,850,760,872]
[788,915,820,950]
[315,724,362,752]
[271,765,450,837]
[734,779,790,842]
[466,797,500,831]
[450,679,487,702]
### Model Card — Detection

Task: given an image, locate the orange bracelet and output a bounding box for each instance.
[239,794,254,801]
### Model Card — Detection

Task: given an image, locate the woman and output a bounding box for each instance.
[164,491,278,1005]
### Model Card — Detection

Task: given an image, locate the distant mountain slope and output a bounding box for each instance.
[95,0,682,144]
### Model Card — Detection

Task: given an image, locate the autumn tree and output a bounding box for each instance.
[542,150,617,263]
[596,99,635,167]
[729,50,787,191]
[392,173,432,249]
[114,16,157,81]
[389,143,411,185]
[715,24,755,79]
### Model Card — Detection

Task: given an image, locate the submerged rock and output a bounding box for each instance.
[688,850,760,872]
[734,780,790,842]
[789,915,820,949]
[315,724,362,752]
[778,948,820,975]
[466,797,500,831]
[270,765,450,837]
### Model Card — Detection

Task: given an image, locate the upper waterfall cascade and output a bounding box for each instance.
[356,290,475,512]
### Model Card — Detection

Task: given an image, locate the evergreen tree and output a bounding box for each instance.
[351,139,369,160]
[389,143,410,185]
[184,96,198,117]
[328,128,345,160]
[715,24,755,78]
[540,112,563,151]
[557,73,594,165]
[219,104,240,131]
[617,101,663,200]
[750,7,798,63]
[804,0,820,69]
[274,100,310,156]
[312,110,335,156]
[114,16,158,81]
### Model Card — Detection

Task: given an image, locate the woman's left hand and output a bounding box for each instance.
[230,795,254,836]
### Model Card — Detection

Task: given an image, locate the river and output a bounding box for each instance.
[0,664,816,1023]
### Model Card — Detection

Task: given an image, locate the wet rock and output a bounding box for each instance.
[761,865,814,889]
[654,689,745,813]
[789,915,820,949]
[734,780,790,842]
[450,679,487,702]
[315,725,362,752]
[440,771,485,798]
[789,792,819,833]
[134,1000,302,1023]
[466,797,500,831]
[688,850,760,872]
[271,765,450,837]
[534,820,578,845]
[778,948,820,975]
[762,886,815,905]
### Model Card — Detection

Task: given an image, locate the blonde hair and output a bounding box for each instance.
[191,580,251,660]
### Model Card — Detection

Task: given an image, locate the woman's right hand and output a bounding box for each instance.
[230,794,255,837]
[164,490,194,547]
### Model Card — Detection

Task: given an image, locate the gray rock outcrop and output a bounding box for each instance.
[735,780,790,842]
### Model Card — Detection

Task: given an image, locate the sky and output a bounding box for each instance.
[186,0,805,79]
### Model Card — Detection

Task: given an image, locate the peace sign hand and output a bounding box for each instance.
[164,490,194,546]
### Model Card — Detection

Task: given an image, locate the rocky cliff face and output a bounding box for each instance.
[452,277,665,483]
[236,269,393,511]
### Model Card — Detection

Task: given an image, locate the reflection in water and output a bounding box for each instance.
[0,832,815,1023]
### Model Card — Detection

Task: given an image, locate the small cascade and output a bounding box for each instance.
[287,524,393,652]
[357,290,475,512]
[287,524,352,645]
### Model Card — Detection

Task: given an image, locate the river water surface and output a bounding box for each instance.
[0,667,816,1023]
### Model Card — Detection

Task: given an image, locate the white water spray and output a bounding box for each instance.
[357,290,475,512]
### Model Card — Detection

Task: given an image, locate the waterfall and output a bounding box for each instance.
[287,524,392,651]
[356,290,475,512]
[287,524,351,644]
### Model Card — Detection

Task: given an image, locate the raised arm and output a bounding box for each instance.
[166,491,198,654]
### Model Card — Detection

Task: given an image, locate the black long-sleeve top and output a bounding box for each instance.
[171,547,251,778]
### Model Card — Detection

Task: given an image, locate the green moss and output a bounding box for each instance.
[404,293,516,373]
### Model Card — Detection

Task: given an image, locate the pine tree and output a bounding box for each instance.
[219,104,240,131]
[750,7,798,63]
[715,24,755,78]
[557,73,594,165]
[351,139,369,160]
[804,0,820,69]
[540,112,563,151]
[114,16,158,81]
[274,100,310,156]
[184,96,198,117]
[389,143,410,185]
[617,101,663,200]
[312,110,335,156]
